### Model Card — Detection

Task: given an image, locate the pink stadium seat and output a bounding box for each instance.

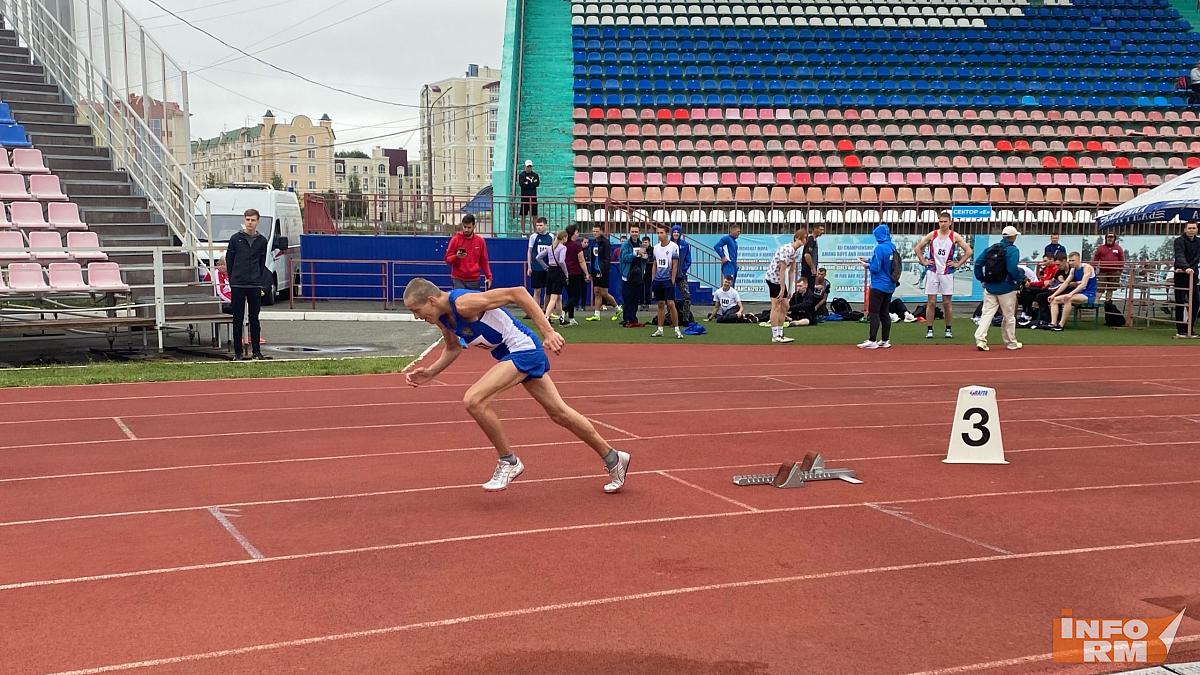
[10,202,49,229]
[831,171,849,185]
[776,172,793,186]
[0,173,30,200]
[87,262,130,292]
[0,230,29,261]
[794,173,811,186]
[738,171,757,186]
[28,230,69,261]
[48,262,90,291]
[6,262,49,291]
[0,150,14,173]
[65,231,106,261]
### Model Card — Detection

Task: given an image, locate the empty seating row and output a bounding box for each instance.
[574,122,1199,141]
[577,207,1102,226]
[574,153,1190,172]
[0,262,129,293]
[573,185,1144,205]
[0,174,67,201]
[0,230,107,262]
[0,202,87,229]
[575,170,1162,188]
[572,106,1200,122]
[0,149,50,174]
[575,93,1181,108]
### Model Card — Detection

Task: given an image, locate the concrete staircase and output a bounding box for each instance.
[0,25,214,317]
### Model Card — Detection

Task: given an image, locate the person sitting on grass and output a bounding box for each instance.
[1046,252,1097,332]
[708,275,753,323]
[402,277,630,493]
[785,277,814,327]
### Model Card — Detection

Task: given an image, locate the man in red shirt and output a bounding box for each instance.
[1091,232,1124,302]
[444,214,492,291]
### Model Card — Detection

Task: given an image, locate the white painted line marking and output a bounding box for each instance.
[865,503,1012,554]
[587,417,643,440]
[6,477,1200,592]
[1042,419,1142,446]
[206,506,263,560]
[656,471,758,512]
[45,537,1200,675]
[112,418,136,441]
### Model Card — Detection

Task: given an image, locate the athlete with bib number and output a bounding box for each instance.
[914,210,973,340]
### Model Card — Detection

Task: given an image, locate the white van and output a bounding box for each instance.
[193,183,302,304]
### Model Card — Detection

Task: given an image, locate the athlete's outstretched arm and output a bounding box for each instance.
[452,287,565,354]
[406,324,462,386]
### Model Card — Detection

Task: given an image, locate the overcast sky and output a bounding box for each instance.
[118,0,504,155]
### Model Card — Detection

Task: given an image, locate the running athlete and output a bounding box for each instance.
[913,210,972,339]
[764,229,807,344]
[402,278,631,493]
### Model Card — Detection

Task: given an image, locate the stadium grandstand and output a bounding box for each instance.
[493,0,1200,234]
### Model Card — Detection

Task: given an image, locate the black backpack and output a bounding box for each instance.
[890,249,903,284]
[978,244,1009,283]
[831,297,853,315]
[1104,300,1125,327]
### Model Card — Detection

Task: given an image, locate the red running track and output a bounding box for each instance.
[1,344,1200,674]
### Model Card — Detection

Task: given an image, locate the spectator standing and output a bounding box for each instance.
[587,225,619,321]
[1044,233,1066,258]
[801,224,824,287]
[225,208,270,360]
[526,217,553,316]
[714,224,741,285]
[1091,232,1125,302]
[536,230,568,321]
[562,225,587,326]
[913,210,973,340]
[640,235,654,308]
[856,224,898,350]
[650,224,684,339]
[444,214,492,291]
[765,229,807,344]
[1173,221,1200,338]
[670,225,694,326]
[618,225,646,327]
[1189,60,1200,105]
[518,160,540,230]
[973,226,1025,351]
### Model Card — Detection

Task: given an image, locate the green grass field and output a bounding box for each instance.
[0,356,417,389]
[530,314,1196,347]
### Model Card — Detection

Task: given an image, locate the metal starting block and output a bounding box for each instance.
[732,453,862,488]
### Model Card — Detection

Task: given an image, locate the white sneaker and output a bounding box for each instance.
[482,457,524,491]
[903,312,917,323]
[857,340,879,349]
[604,450,631,493]
[674,329,684,339]
[568,318,580,326]
[976,342,990,352]
[1006,342,1023,350]
[878,340,892,348]
[772,335,795,343]
[651,328,663,337]
[889,313,900,323]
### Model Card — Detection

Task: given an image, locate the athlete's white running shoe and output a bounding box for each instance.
[604,450,631,493]
[482,457,524,491]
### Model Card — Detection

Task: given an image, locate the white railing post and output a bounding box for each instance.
[152,246,165,351]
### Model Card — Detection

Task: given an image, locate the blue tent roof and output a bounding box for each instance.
[461,185,493,214]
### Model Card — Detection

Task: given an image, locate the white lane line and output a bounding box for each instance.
[1042,419,1143,446]
[865,503,1012,555]
[587,417,643,440]
[111,418,137,441]
[205,507,263,560]
[6,477,1200,593]
[655,471,758,512]
[45,536,1200,675]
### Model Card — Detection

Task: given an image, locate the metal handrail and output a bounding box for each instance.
[1,0,213,266]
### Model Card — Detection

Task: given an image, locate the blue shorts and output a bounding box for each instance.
[651,279,677,302]
[501,349,550,381]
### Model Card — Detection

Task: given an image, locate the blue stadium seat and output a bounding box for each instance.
[0,124,31,147]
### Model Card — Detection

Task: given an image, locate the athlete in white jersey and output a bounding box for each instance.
[914,210,973,339]
[402,278,630,493]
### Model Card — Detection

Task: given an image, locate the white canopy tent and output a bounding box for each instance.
[1096,167,1200,229]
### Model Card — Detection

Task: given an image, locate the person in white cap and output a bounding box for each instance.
[972,225,1025,351]
[518,159,540,230]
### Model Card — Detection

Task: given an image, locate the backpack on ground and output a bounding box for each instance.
[841,310,864,322]
[890,248,903,285]
[1104,300,1125,327]
[977,243,1009,283]
[831,297,853,315]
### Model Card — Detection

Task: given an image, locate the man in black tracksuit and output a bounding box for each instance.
[1174,221,1200,338]
[225,208,270,360]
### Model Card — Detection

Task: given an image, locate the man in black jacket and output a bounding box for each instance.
[1174,221,1200,338]
[226,208,270,359]
[518,160,540,230]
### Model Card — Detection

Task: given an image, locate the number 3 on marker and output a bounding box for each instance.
[961,407,991,447]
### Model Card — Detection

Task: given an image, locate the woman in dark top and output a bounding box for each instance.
[562,225,587,326]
